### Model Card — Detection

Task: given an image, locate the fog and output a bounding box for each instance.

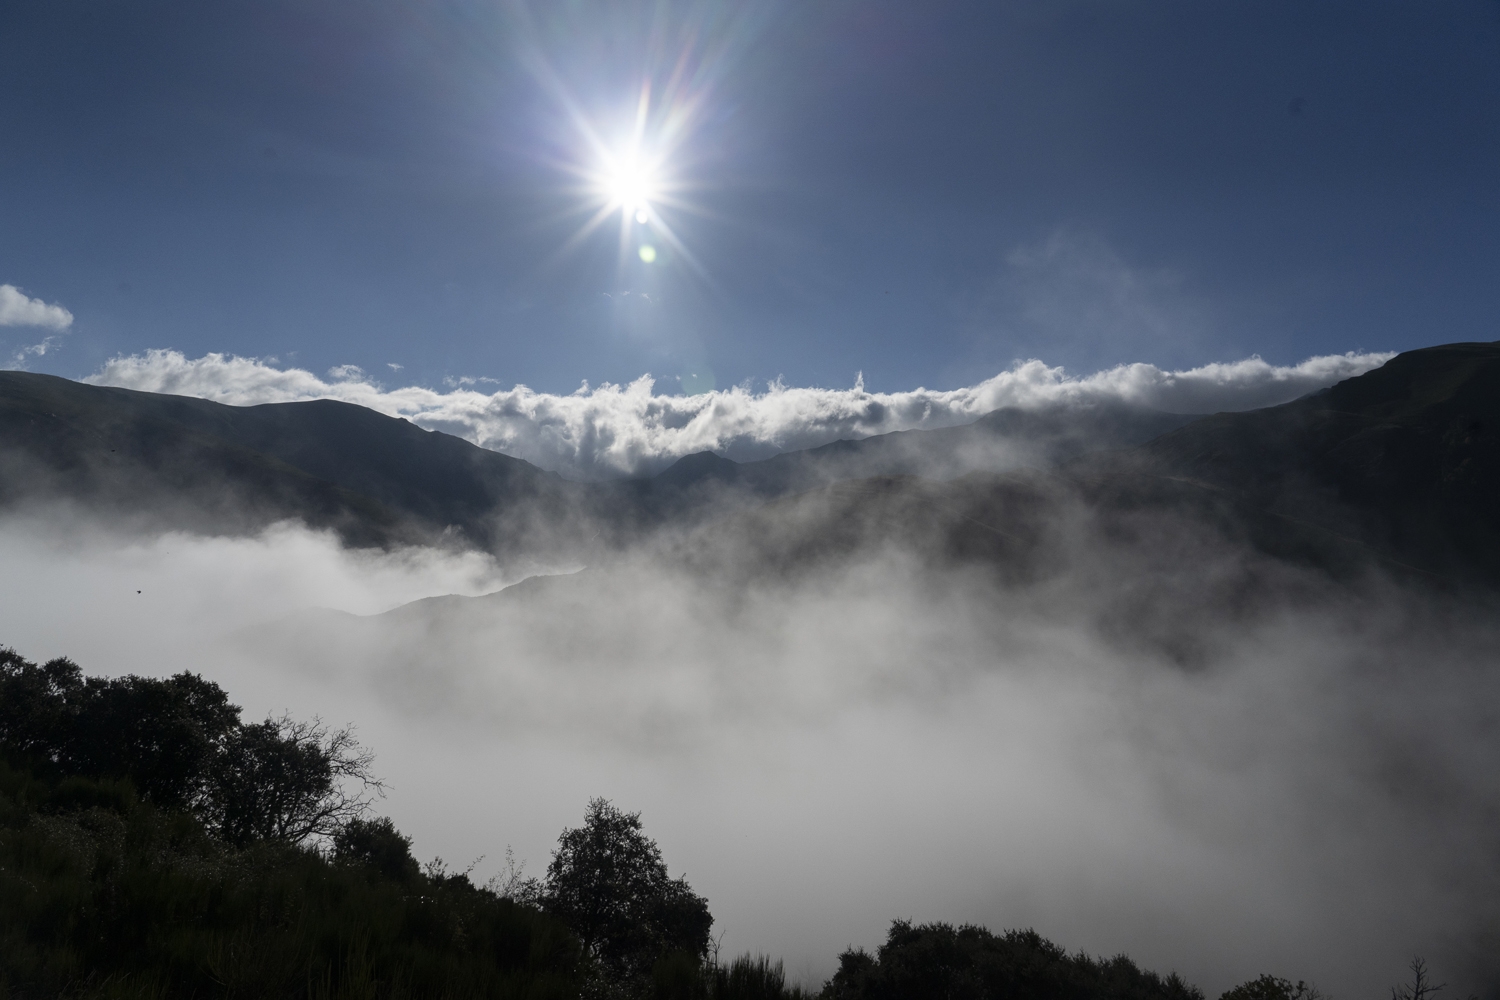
[1,509,1497,998]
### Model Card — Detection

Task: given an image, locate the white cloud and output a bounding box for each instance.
[326,364,371,383]
[8,334,60,370]
[0,284,73,330]
[86,348,1393,479]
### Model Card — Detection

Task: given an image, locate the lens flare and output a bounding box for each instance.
[531,5,767,286]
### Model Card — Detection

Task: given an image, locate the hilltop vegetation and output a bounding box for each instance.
[0,645,1353,1000]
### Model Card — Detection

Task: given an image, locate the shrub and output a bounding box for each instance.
[823,921,1205,1000]
[1219,975,1323,1000]
[333,815,421,882]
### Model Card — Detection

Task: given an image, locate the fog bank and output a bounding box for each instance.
[0,513,1495,998]
[83,349,1392,478]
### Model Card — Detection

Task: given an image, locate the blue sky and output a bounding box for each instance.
[1,0,1496,396]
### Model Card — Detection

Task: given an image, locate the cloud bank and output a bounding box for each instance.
[0,284,73,330]
[86,349,1393,479]
[1,513,1494,998]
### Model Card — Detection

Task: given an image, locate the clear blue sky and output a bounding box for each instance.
[2,0,1496,396]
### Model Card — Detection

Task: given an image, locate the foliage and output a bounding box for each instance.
[332,815,421,882]
[1218,975,1324,1000]
[0,650,238,812]
[822,921,1206,1000]
[541,798,713,983]
[0,647,377,848]
[207,713,379,847]
[0,757,581,1000]
[707,955,818,1000]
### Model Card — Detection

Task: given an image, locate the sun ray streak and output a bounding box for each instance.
[518,3,779,298]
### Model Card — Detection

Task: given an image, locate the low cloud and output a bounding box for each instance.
[0,284,74,330]
[0,512,1494,997]
[87,348,1392,479]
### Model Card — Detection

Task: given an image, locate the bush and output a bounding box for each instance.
[1219,976,1323,1000]
[333,815,421,882]
[0,758,581,1000]
[709,954,816,1000]
[823,921,1205,1000]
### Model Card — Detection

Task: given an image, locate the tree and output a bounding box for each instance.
[0,649,240,812]
[1220,976,1323,1000]
[1389,958,1474,1000]
[333,815,420,881]
[206,713,381,847]
[70,670,241,812]
[824,921,1205,1000]
[0,649,384,849]
[0,648,83,764]
[542,798,713,979]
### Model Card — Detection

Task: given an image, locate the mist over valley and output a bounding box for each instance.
[3,342,1498,997]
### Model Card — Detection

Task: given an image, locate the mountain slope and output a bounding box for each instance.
[607,402,1199,523]
[0,372,579,551]
[636,342,1500,592]
[0,371,1201,551]
[5,342,1495,586]
[1129,340,1500,582]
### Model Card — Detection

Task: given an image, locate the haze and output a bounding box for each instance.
[3,496,1496,995]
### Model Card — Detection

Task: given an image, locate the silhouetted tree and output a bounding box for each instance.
[0,648,82,763]
[333,815,421,881]
[0,648,240,810]
[1389,958,1475,1000]
[824,921,1204,1000]
[1219,975,1323,1000]
[207,713,380,847]
[71,670,241,811]
[542,798,713,980]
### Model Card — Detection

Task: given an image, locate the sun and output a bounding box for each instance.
[547,82,706,277]
[601,149,660,223]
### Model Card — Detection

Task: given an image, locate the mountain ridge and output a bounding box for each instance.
[4,341,1498,587]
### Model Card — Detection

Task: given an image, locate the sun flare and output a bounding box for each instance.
[550,79,711,278]
[601,150,661,222]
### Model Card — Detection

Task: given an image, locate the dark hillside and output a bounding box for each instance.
[0,371,1199,552]
[615,402,1198,518]
[3,343,1495,585]
[0,373,412,547]
[1131,341,1500,583]
[0,373,580,553]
